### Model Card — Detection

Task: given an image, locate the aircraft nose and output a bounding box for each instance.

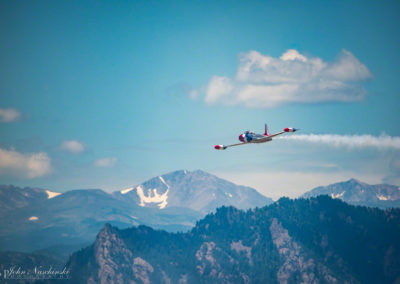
[239,134,244,142]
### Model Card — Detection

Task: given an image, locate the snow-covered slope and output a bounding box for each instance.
[45,190,62,199]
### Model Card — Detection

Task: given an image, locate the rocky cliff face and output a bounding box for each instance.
[67,196,400,283]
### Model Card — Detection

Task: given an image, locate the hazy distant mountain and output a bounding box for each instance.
[0,170,271,255]
[302,179,400,208]
[0,185,59,215]
[67,196,400,284]
[0,188,134,252]
[113,170,272,213]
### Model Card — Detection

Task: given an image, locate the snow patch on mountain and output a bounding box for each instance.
[136,180,169,209]
[376,194,390,201]
[45,190,61,199]
[159,176,169,188]
[120,187,134,194]
[330,192,344,199]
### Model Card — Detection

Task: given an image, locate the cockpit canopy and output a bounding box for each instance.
[245,130,255,134]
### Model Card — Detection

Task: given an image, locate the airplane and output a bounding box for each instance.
[214,124,299,150]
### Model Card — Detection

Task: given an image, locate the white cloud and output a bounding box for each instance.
[0,148,51,178]
[324,50,372,81]
[278,134,400,150]
[236,84,300,108]
[61,140,85,154]
[189,89,199,100]
[94,157,117,167]
[205,76,234,104]
[203,49,371,107]
[0,108,21,122]
[280,49,307,62]
[216,171,383,200]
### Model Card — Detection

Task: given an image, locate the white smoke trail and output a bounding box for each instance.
[278,134,400,150]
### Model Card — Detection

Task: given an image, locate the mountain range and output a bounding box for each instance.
[2,171,400,283]
[1,173,400,256]
[66,196,400,284]
[302,178,400,209]
[0,170,272,254]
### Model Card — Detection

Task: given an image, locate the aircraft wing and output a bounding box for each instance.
[251,131,286,142]
[214,142,247,150]
[226,142,247,148]
[266,131,285,139]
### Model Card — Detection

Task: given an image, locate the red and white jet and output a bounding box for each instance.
[214,124,298,150]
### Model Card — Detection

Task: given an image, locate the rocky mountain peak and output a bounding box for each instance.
[98,223,115,237]
[346,178,362,184]
[114,169,272,213]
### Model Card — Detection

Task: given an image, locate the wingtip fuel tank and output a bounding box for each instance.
[214,145,227,150]
[284,127,298,132]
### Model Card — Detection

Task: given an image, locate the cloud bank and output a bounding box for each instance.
[204,49,371,108]
[0,108,21,122]
[94,157,117,167]
[61,140,85,154]
[279,134,400,150]
[0,148,51,178]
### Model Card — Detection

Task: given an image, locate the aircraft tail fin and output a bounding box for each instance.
[264,123,269,136]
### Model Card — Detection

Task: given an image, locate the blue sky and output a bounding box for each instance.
[1,0,399,198]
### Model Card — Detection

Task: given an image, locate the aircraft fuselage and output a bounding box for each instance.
[239,131,271,143]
